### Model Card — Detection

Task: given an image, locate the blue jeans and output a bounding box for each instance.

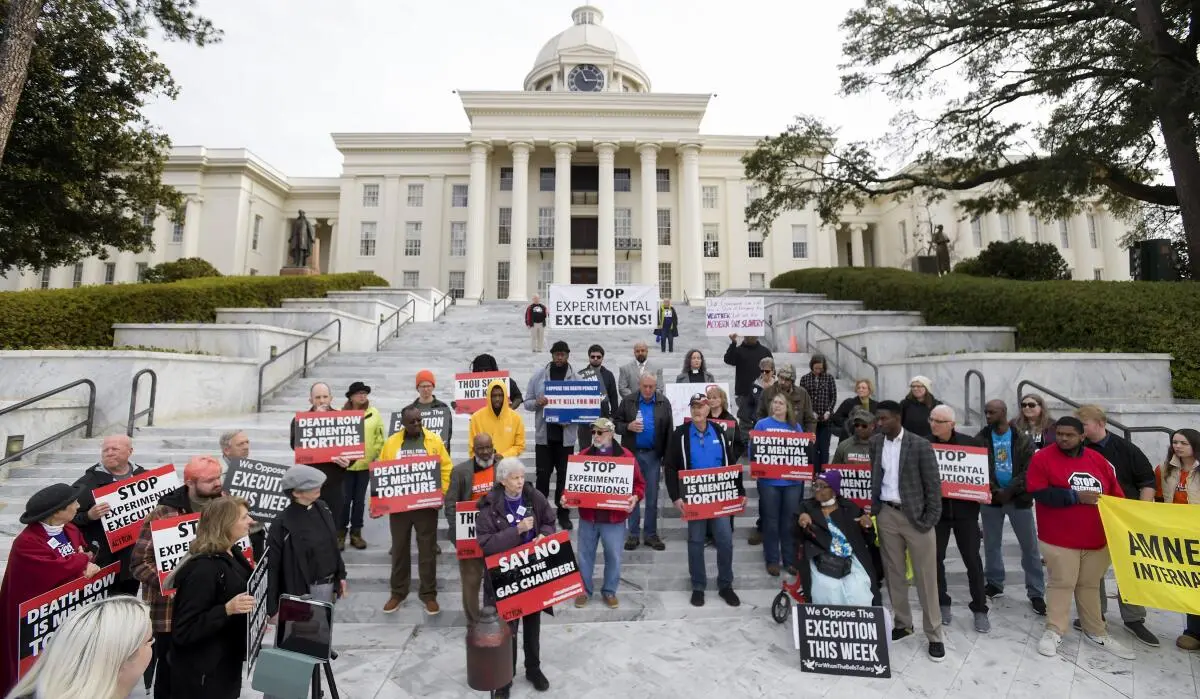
[341,469,370,530]
[758,483,802,568]
[578,518,626,596]
[628,449,661,539]
[687,516,733,591]
[980,503,1044,598]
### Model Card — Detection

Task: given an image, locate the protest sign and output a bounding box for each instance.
[454,370,510,415]
[455,501,482,559]
[546,284,657,330]
[561,455,636,511]
[678,464,745,520]
[485,530,585,621]
[831,456,873,511]
[369,456,443,516]
[93,464,181,552]
[750,430,815,481]
[390,403,454,443]
[931,444,992,503]
[293,410,365,464]
[543,380,603,424]
[16,562,121,679]
[664,381,730,426]
[246,548,270,672]
[794,604,891,679]
[151,513,253,594]
[705,296,766,337]
[1099,496,1200,615]
[222,458,290,526]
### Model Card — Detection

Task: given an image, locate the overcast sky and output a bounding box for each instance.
[142,0,897,177]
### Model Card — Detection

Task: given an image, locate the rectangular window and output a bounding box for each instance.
[497,260,511,300]
[39,268,51,289]
[900,220,908,255]
[747,240,764,258]
[1059,219,1070,248]
[539,168,555,192]
[615,207,632,241]
[135,262,148,282]
[656,168,670,193]
[450,222,467,257]
[448,271,465,299]
[1093,267,1103,281]
[362,183,380,207]
[971,216,983,248]
[536,261,553,293]
[537,207,554,238]
[104,262,116,285]
[704,272,721,296]
[171,212,185,243]
[142,209,156,227]
[702,186,719,209]
[71,263,84,288]
[404,221,422,256]
[1028,214,1040,242]
[407,183,424,207]
[451,184,469,207]
[498,207,512,244]
[615,262,632,285]
[251,215,262,251]
[1000,213,1013,242]
[402,270,419,287]
[749,272,765,289]
[658,262,672,299]
[499,167,513,191]
[703,223,720,257]
[791,224,808,259]
[746,184,763,205]
[657,208,671,245]
[1087,214,1099,248]
[614,168,632,192]
[359,221,377,257]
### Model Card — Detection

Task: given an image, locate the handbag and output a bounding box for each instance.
[814,553,852,579]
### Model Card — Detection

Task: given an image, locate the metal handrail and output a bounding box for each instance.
[681,290,690,306]
[376,299,416,350]
[256,319,342,412]
[803,320,881,393]
[0,378,96,467]
[433,290,452,316]
[964,369,986,425]
[1016,380,1175,442]
[126,369,158,437]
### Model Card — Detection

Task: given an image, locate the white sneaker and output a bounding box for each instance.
[1084,632,1136,660]
[1037,629,1062,657]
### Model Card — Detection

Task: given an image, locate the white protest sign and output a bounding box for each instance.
[547,284,657,330]
[705,296,766,337]
[663,381,730,427]
[94,464,181,552]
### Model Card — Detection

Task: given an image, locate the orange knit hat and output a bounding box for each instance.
[415,370,436,388]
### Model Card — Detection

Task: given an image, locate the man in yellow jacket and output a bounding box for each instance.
[378,405,454,616]
[468,378,526,459]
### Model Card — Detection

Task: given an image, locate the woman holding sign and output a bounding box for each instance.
[751,395,807,577]
[0,483,102,696]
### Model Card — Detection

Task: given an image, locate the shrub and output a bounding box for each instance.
[952,240,1071,281]
[141,257,223,283]
[771,268,1200,398]
[0,272,389,348]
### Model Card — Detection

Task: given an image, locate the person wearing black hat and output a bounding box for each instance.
[524,339,579,530]
[340,381,385,551]
[0,484,102,694]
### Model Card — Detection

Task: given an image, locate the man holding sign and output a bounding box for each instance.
[70,434,148,596]
[445,433,502,623]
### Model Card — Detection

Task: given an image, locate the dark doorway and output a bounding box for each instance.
[571,217,598,251]
[571,267,598,284]
[571,165,599,191]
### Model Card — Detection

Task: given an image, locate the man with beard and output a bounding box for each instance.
[444,433,502,623]
[577,344,619,450]
[129,455,226,699]
[525,340,578,530]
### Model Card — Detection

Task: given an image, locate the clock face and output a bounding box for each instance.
[568,64,605,92]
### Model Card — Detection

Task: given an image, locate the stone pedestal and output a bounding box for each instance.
[280,266,317,276]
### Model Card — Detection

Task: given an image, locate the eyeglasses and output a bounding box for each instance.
[930,418,953,424]
[589,354,604,360]
[1021,402,1038,408]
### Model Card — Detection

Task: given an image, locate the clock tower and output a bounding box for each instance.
[523,6,652,93]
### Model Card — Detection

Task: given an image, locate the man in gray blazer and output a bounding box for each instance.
[617,341,663,399]
[869,400,946,662]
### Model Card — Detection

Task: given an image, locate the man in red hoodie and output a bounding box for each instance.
[1026,416,1133,660]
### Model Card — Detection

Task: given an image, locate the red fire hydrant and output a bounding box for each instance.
[466,605,513,694]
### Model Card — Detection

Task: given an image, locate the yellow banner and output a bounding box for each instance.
[1098,496,1200,615]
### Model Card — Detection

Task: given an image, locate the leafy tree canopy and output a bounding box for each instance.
[952,239,1072,281]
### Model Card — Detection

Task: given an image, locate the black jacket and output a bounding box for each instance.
[899,396,941,438]
[169,552,253,699]
[266,500,346,616]
[613,392,673,458]
[794,497,878,602]
[664,422,741,502]
[578,364,619,418]
[723,341,772,397]
[831,397,879,439]
[1086,431,1155,500]
[71,462,148,579]
[975,425,1035,508]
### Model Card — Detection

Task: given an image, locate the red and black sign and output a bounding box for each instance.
[832,455,873,511]
[93,464,181,552]
[293,410,365,464]
[455,501,481,559]
[678,465,745,521]
[16,562,122,679]
[561,455,636,511]
[369,456,442,516]
[750,430,814,481]
[485,530,584,621]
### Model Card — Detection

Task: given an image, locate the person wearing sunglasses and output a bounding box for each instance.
[1012,394,1056,450]
[796,471,876,606]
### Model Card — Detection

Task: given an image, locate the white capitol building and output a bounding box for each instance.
[5,5,1132,297]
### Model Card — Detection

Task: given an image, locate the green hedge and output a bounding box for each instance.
[771,268,1200,399]
[0,272,389,348]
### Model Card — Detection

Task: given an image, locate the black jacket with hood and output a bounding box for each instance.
[168,551,253,699]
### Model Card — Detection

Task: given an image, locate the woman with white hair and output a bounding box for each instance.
[6,596,154,699]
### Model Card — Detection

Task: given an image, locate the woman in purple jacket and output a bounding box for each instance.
[475,458,556,698]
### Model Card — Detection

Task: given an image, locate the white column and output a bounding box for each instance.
[465,141,491,302]
[680,143,703,299]
[850,223,866,267]
[182,197,202,258]
[553,141,575,285]
[820,224,837,268]
[323,218,337,274]
[596,141,617,286]
[1072,212,1094,279]
[637,143,660,287]
[509,142,532,301]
